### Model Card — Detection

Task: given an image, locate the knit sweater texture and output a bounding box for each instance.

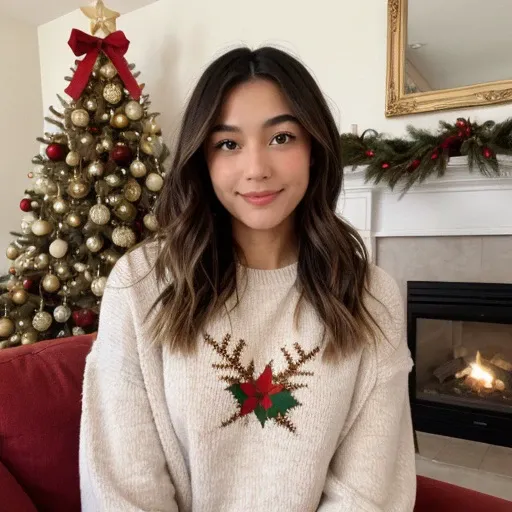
[79,242,416,511]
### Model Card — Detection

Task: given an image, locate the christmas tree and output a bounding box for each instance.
[0,1,168,349]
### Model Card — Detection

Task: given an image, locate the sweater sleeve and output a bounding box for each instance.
[318,270,416,512]
[79,264,179,512]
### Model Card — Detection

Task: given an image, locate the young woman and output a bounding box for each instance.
[80,47,416,511]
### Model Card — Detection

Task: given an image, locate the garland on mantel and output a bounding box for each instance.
[340,117,512,194]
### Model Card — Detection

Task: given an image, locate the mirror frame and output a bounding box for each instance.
[386,0,512,117]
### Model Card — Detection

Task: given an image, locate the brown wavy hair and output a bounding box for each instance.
[151,46,376,358]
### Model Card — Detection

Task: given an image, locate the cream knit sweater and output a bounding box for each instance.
[79,242,416,511]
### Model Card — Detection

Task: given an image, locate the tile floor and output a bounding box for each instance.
[416,431,512,501]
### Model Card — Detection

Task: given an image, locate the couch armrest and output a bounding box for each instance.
[0,460,37,512]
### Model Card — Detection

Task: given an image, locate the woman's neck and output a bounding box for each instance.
[233,218,298,270]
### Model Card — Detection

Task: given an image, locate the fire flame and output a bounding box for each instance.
[470,351,494,389]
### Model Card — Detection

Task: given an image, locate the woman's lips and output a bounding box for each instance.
[240,190,282,206]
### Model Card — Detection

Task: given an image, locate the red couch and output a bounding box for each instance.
[0,336,511,512]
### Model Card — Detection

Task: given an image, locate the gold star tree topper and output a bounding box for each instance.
[80,0,120,36]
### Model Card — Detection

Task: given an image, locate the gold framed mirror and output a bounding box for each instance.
[386,0,512,117]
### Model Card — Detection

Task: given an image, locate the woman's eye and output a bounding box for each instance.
[215,140,239,151]
[270,133,295,145]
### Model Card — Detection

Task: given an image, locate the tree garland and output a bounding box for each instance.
[340,117,512,194]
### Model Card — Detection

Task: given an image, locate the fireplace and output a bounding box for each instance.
[407,281,512,448]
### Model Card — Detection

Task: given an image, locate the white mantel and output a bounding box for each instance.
[338,157,512,259]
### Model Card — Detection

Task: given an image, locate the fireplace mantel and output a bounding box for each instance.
[338,156,512,258]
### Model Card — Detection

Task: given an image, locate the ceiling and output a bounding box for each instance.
[0,0,158,26]
[406,0,512,90]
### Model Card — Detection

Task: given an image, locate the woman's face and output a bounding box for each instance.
[205,79,311,234]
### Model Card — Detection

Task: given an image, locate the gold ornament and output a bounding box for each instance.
[111,113,129,129]
[85,98,98,111]
[49,239,69,259]
[112,226,136,248]
[143,213,159,232]
[80,133,94,146]
[145,173,164,192]
[53,196,69,214]
[65,151,80,167]
[55,262,71,279]
[125,100,143,121]
[73,327,86,336]
[129,159,147,178]
[35,253,50,270]
[43,274,60,292]
[80,0,120,36]
[100,62,118,79]
[103,83,123,104]
[66,212,82,227]
[71,108,90,127]
[12,289,28,305]
[54,304,72,323]
[115,200,137,222]
[107,193,123,206]
[105,173,122,187]
[91,276,108,297]
[6,245,19,260]
[0,317,15,337]
[21,330,38,345]
[102,137,114,151]
[32,311,53,332]
[89,203,111,225]
[101,249,121,265]
[143,116,162,135]
[124,179,142,202]
[86,235,104,253]
[68,177,91,199]
[31,219,53,236]
[87,161,105,178]
[34,176,57,196]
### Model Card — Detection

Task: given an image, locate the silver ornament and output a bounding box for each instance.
[124,179,142,202]
[112,226,136,248]
[100,112,110,122]
[32,311,53,332]
[55,262,71,278]
[91,276,107,297]
[84,270,93,282]
[105,173,122,187]
[145,173,164,192]
[72,327,86,336]
[101,249,121,265]
[9,334,21,345]
[143,213,159,232]
[34,176,57,195]
[86,235,104,253]
[80,133,94,146]
[125,100,143,121]
[129,159,147,178]
[65,151,80,167]
[54,305,72,323]
[31,201,40,210]
[103,83,123,104]
[74,262,87,272]
[89,203,111,225]
[53,197,69,214]
[71,109,90,127]
[87,161,105,178]
[49,239,68,258]
[102,137,114,151]
[31,219,53,236]
[35,253,50,269]
[66,212,82,227]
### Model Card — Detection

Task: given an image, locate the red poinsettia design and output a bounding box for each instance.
[239,366,284,416]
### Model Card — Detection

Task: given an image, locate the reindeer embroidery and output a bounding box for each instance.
[204,333,320,433]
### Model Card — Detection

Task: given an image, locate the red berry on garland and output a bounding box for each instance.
[431,151,439,160]
[456,119,467,128]
[110,144,133,166]
[409,159,421,171]
[381,162,390,169]
[365,149,375,158]
[465,127,472,137]
[88,125,101,135]
[72,308,97,328]
[482,147,493,159]
[46,143,67,161]
[20,198,32,212]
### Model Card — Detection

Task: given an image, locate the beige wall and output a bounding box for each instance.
[0,15,43,271]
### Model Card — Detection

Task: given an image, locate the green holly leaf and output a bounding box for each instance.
[254,405,268,427]
[266,391,299,419]
[227,384,247,406]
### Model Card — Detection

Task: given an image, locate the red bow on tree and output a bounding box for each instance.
[239,366,284,416]
[64,28,141,101]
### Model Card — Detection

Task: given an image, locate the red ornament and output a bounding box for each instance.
[23,278,34,290]
[456,119,467,128]
[20,198,32,212]
[88,125,101,135]
[46,143,67,161]
[365,149,375,158]
[239,366,284,416]
[9,267,16,276]
[72,308,97,328]
[482,147,493,159]
[110,144,133,166]
[381,162,390,169]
